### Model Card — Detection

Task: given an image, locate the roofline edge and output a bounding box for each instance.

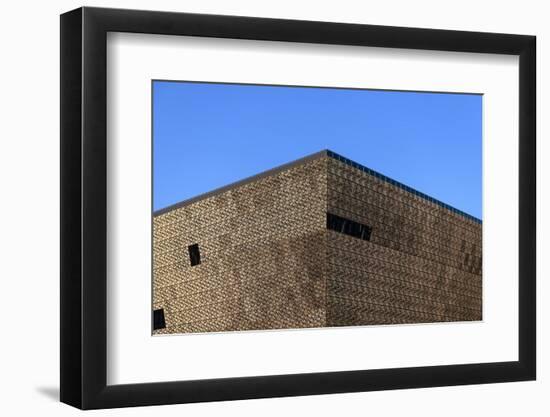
[153,148,482,224]
[153,150,329,217]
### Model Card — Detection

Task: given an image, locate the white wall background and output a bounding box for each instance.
[0,0,546,415]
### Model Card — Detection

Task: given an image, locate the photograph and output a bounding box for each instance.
[151,81,483,335]
[54,4,538,411]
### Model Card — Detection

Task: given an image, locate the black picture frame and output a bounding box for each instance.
[60,6,536,410]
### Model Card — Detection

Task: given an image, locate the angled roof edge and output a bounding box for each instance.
[154,149,482,224]
[153,150,329,217]
[325,150,481,224]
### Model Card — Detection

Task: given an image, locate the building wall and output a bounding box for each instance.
[153,152,482,334]
[326,157,482,326]
[153,156,328,334]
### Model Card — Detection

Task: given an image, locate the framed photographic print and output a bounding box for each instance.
[60,6,536,409]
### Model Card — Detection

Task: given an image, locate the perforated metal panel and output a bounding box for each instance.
[152,152,482,335]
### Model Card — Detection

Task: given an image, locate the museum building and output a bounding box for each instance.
[152,150,482,334]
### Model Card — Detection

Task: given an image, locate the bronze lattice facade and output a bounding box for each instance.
[153,150,482,335]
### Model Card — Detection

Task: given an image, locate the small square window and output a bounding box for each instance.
[153,308,166,330]
[188,243,201,266]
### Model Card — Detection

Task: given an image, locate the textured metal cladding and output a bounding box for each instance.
[153,153,482,334]
[153,157,328,334]
[326,157,482,326]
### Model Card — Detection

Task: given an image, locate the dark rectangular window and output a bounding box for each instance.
[327,212,372,241]
[153,308,166,330]
[188,243,201,266]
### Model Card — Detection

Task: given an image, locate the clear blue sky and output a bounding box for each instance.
[153,81,482,219]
